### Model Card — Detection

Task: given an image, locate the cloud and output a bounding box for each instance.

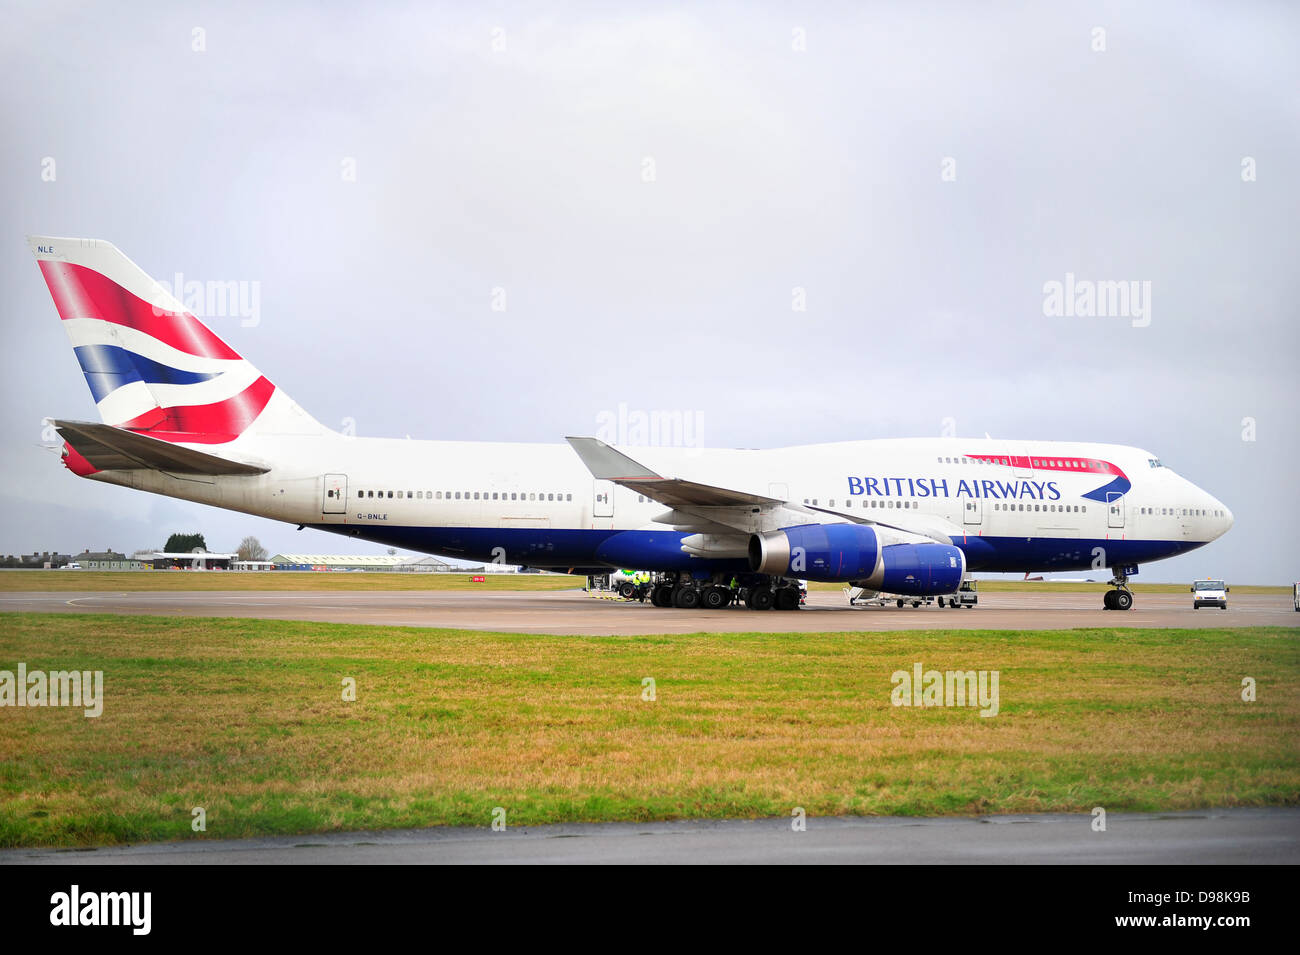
[2,1,1296,580]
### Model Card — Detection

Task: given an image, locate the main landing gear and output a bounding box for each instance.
[648,572,802,611]
[1102,569,1134,611]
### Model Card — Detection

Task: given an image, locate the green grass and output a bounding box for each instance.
[5,570,1287,596]
[0,612,1296,848]
[0,570,588,592]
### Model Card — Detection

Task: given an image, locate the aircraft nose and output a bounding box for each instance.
[1209,495,1233,537]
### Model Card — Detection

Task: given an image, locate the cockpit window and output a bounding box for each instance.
[1148,458,1164,468]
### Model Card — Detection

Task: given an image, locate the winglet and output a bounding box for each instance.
[564,436,662,482]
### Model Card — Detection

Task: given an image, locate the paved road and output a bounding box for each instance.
[0,589,1294,634]
[4,808,1295,864]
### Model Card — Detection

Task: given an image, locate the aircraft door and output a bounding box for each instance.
[963,497,982,525]
[594,480,614,518]
[1107,492,1124,529]
[1012,450,1034,479]
[322,474,348,514]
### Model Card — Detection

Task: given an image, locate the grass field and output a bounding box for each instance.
[2,570,1288,596]
[1,612,1296,848]
[0,570,588,592]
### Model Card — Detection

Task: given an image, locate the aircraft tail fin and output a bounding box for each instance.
[29,235,330,445]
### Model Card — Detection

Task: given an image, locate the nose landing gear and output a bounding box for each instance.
[1102,568,1134,610]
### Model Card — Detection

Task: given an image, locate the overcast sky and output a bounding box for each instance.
[2,2,1296,582]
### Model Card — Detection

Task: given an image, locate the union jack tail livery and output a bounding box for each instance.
[29,235,327,445]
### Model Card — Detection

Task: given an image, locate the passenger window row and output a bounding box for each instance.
[936,456,1107,470]
[994,503,1086,513]
[354,490,574,502]
[802,498,919,510]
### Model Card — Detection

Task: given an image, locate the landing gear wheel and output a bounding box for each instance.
[1104,567,1136,612]
[775,588,799,611]
[651,584,673,607]
[937,596,945,608]
[896,599,905,608]
[673,586,700,609]
[747,588,775,611]
[702,586,728,610]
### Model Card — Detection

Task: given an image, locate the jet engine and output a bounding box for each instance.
[748,523,965,595]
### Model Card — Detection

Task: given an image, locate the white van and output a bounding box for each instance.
[1191,579,1228,610]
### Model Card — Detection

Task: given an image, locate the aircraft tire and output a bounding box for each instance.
[674,586,700,609]
[702,586,728,610]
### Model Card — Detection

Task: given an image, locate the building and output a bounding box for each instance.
[395,555,456,573]
[231,560,276,572]
[0,552,73,569]
[72,549,145,571]
[269,554,462,572]
[149,551,237,570]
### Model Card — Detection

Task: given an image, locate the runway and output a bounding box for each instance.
[3,808,1295,864]
[0,588,1294,634]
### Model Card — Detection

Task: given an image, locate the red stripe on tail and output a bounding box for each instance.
[118,376,275,444]
[38,260,242,360]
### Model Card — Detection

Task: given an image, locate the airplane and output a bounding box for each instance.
[28,236,1234,612]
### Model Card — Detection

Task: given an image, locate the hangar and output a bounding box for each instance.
[149,551,238,570]
[269,554,459,572]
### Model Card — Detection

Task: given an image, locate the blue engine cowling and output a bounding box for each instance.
[748,523,965,595]
[874,541,966,595]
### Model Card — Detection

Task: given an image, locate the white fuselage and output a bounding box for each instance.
[83,434,1232,574]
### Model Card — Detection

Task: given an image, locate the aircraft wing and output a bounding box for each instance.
[565,436,947,547]
[564,437,781,507]
[803,502,967,546]
[54,420,269,475]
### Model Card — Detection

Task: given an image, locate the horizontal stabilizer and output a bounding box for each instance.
[54,420,268,475]
[565,436,780,508]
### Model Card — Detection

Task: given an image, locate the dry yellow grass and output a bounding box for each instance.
[0,570,587,592]
[1,613,1296,846]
